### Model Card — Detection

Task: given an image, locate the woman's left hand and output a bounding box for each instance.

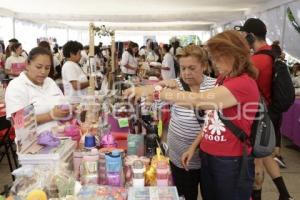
[123,85,154,102]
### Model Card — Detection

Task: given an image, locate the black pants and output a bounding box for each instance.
[123,73,135,80]
[269,109,283,148]
[121,74,135,91]
[170,161,201,200]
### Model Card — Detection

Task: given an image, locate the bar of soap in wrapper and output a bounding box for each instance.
[127,134,144,156]
[80,149,99,185]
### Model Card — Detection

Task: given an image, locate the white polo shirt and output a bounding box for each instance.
[5,72,66,133]
[5,53,26,79]
[120,51,138,75]
[161,53,176,80]
[62,61,88,98]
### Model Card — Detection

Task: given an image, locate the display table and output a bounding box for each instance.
[0,103,5,117]
[280,99,300,147]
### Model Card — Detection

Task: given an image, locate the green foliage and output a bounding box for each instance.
[287,7,300,34]
[177,35,202,46]
[94,25,114,38]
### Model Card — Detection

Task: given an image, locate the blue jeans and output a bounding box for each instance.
[200,151,254,200]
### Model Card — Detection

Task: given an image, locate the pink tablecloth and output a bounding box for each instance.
[280,99,300,147]
[0,105,5,117]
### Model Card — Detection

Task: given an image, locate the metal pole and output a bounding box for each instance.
[88,23,95,92]
[12,17,15,38]
[281,4,287,49]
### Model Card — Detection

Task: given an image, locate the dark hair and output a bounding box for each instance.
[162,44,171,52]
[172,40,180,56]
[27,47,52,63]
[293,62,300,76]
[127,41,139,56]
[95,46,101,56]
[0,41,5,54]
[62,41,83,58]
[11,43,22,52]
[83,45,89,50]
[255,35,266,41]
[38,41,51,51]
[9,38,18,43]
[271,40,282,59]
[207,30,258,79]
[146,38,152,44]
[53,46,58,54]
[148,41,156,51]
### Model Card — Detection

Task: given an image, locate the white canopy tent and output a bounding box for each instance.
[0,0,274,30]
[212,0,300,60]
[0,0,299,59]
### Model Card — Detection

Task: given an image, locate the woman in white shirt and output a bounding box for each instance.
[5,43,26,79]
[292,62,300,95]
[120,41,139,79]
[5,47,70,134]
[62,41,89,99]
[145,41,160,62]
[161,44,176,80]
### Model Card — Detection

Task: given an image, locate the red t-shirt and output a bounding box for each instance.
[200,74,259,156]
[251,45,273,105]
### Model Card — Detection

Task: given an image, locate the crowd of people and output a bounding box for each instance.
[123,18,297,200]
[0,17,299,200]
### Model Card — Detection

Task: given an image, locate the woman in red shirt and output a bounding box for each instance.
[124,30,259,200]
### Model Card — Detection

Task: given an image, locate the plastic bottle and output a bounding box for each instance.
[132,159,145,187]
[144,125,159,158]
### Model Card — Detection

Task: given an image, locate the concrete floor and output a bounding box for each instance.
[0,137,300,199]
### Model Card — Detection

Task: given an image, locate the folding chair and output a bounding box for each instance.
[0,116,18,181]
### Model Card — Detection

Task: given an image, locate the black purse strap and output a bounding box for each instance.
[217,112,248,142]
[217,77,254,189]
[254,49,276,60]
[179,78,204,124]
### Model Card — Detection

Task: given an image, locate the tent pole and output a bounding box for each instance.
[12,17,15,38]
[108,33,115,90]
[88,23,95,93]
[45,24,48,38]
[67,26,69,41]
[281,4,287,49]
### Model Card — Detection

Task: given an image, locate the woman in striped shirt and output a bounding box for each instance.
[160,45,216,200]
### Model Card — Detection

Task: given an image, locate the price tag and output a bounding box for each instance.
[118,118,129,128]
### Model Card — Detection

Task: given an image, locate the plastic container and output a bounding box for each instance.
[132,160,145,187]
[80,149,99,185]
[156,160,169,186]
[105,150,122,186]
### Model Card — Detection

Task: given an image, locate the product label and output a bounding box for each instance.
[118,117,129,128]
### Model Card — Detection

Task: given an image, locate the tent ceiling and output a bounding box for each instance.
[0,0,274,31]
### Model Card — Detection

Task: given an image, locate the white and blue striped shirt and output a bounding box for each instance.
[167,76,216,169]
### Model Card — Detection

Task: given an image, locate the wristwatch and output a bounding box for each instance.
[153,85,163,101]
